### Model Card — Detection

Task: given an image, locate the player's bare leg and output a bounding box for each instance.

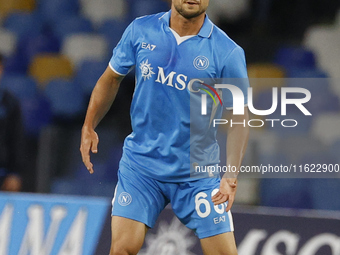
[200,232,238,255]
[110,216,148,255]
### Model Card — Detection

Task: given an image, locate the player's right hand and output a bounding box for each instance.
[80,126,99,174]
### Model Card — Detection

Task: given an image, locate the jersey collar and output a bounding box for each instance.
[159,10,214,38]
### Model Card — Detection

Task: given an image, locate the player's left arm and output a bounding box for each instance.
[212,107,249,211]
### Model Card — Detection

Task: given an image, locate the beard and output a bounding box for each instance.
[174,3,206,19]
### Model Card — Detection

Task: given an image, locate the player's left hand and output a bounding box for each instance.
[80,126,99,174]
[211,177,237,212]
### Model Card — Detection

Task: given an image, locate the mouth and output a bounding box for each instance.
[185,0,199,6]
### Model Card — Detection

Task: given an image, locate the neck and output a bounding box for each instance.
[170,7,205,37]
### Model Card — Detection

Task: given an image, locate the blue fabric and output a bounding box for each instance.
[112,162,234,238]
[109,11,248,182]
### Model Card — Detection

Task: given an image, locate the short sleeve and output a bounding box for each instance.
[221,46,249,109]
[109,22,136,76]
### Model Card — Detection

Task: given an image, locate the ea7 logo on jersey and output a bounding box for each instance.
[141,42,156,51]
[193,56,209,70]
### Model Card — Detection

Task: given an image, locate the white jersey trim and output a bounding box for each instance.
[109,62,126,76]
[159,12,167,20]
[227,210,234,232]
[208,24,214,38]
[111,183,119,211]
[169,28,195,45]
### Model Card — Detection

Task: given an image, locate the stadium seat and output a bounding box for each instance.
[37,0,79,25]
[274,46,316,70]
[285,67,328,78]
[98,19,128,50]
[80,0,127,27]
[75,60,107,96]
[22,94,51,136]
[248,63,286,79]
[4,12,43,41]
[0,28,17,57]
[20,35,60,62]
[311,113,340,146]
[247,63,285,95]
[51,15,93,41]
[1,74,37,99]
[3,52,28,74]
[44,79,85,119]
[61,33,108,68]
[0,0,35,19]
[304,25,340,97]
[1,74,51,135]
[28,54,73,88]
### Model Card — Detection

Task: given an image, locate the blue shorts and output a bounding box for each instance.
[111,163,234,239]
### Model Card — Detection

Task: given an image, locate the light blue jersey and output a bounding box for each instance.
[109,10,248,182]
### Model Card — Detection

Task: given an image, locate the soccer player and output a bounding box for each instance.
[80,0,249,254]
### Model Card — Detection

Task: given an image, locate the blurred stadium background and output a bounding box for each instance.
[0,0,340,254]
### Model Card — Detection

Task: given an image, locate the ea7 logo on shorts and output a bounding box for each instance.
[193,56,209,70]
[118,192,132,206]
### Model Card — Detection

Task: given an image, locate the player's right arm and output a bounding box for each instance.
[80,67,124,174]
